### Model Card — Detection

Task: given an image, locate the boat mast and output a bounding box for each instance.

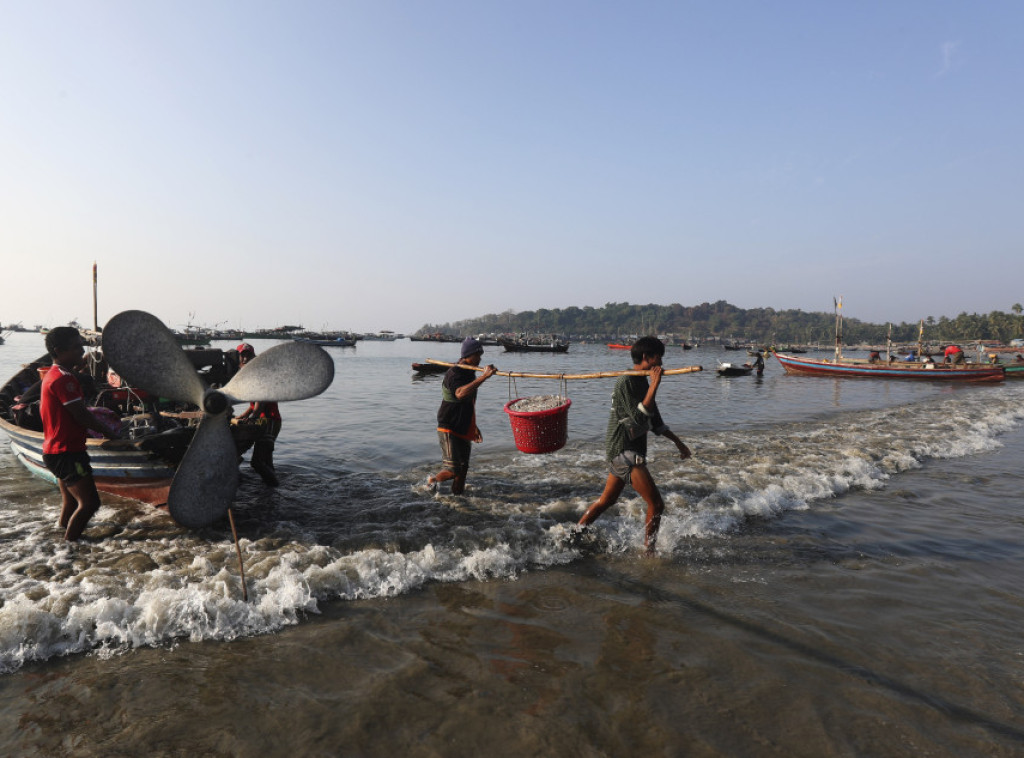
[833,296,843,360]
[917,319,924,361]
[92,261,98,332]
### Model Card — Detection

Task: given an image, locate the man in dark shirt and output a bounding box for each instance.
[428,337,497,495]
[577,336,691,552]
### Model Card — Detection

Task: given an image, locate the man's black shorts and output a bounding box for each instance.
[42,451,93,485]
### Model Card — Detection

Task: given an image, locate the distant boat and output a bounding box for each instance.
[607,343,631,350]
[295,335,356,347]
[361,330,401,341]
[411,362,447,376]
[409,334,461,343]
[499,336,569,353]
[717,362,753,377]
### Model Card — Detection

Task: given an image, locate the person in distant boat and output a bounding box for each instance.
[428,337,497,495]
[577,336,691,554]
[943,344,965,364]
[233,343,282,486]
[40,326,121,541]
[868,351,881,363]
[752,352,765,376]
[1015,354,1024,363]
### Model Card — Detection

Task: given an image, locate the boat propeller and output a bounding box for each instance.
[101,310,335,529]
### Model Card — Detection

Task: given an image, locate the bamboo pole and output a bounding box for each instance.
[424,359,703,379]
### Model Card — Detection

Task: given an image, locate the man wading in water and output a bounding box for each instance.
[428,337,497,494]
[577,336,691,552]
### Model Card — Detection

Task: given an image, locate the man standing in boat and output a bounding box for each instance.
[428,337,497,495]
[577,336,691,553]
[40,326,121,541]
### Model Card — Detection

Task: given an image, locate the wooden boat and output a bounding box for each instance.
[0,352,261,506]
[411,362,448,376]
[717,362,753,377]
[499,336,569,353]
[294,334,356,347]
[773,351,1005,383]
[774,301,1004,383]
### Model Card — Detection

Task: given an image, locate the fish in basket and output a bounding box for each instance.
[504,395,572,454]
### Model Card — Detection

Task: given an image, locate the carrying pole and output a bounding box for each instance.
[424,359,703,379]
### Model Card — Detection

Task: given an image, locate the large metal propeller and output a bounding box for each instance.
[102,310,335,528]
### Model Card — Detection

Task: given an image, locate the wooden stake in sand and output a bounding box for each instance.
[227,508,248,602]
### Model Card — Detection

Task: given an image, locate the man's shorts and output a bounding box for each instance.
[609,450,646,482]
[42,451,93,485]
[438,431,472,475]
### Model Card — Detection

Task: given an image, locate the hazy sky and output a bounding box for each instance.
[2,2,1021,334]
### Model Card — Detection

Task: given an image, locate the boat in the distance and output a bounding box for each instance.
[499,335,569,353]
[293,332,356,347]
[411,362,448,376]
[717,362,753,377]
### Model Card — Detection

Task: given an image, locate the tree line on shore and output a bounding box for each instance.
[416,300,1024,345]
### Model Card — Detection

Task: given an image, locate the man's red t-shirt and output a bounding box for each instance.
[41,365,87,454]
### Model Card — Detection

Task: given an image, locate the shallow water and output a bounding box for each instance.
[1,332,1023,756]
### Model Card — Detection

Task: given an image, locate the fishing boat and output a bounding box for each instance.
[717,362,753,377]
[411,362,448,376]
[499,335,569,353]
[773,351,1005,382]
[607,343,631,350]
[774,299,1005,383]
[0,351,260,505]
[294,333,356,347]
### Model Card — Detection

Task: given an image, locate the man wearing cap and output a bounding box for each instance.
[233,343,282,486]
[428,337,497,494]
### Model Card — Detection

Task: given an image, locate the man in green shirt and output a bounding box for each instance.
[577,336,691,552]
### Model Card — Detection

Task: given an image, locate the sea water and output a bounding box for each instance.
[1,332,1023,756]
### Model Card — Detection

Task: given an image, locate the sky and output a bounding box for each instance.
[1,2,1022,334]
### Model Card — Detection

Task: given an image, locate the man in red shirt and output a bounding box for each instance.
[233,343,282,486]
[943,344,965,364]
[40,327,120,541]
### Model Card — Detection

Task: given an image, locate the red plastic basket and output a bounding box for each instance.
[504,397,572,454]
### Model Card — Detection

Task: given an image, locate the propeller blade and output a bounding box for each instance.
[221,340,334,403]
[167,412,239,528]
[102,310,206,405]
